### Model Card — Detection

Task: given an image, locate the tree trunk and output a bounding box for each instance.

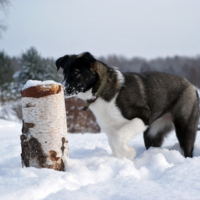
[21,83,68,171]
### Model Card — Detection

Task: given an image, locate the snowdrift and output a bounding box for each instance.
[0,119,200,200]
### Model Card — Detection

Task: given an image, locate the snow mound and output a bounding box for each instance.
[0,119,200,200]
[22,80,62,91]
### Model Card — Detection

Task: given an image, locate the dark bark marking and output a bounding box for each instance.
[61,159,65,171]
[49,150,60,161]
[24,103,36,108]
[49,150,65,171]
[61,137,65,155]
[21,122,65,171]
[22,120,35,134]
[61,137,68,156]
[20,134,46,168]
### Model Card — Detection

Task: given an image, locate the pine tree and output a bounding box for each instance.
[43,57,62,82]
[16,47,61,92]
[19,47,48,83]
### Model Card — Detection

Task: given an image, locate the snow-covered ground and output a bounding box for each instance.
[1,119,200,200]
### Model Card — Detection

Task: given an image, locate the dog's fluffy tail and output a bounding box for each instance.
[195,88,200,131]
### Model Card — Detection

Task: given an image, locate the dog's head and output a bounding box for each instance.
[56,52,98,95]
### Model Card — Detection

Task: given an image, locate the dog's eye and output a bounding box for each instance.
[74,71,79,75]
[73,70,80,76]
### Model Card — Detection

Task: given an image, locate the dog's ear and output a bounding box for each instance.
[55,55,70,71]
[78,52,96,64]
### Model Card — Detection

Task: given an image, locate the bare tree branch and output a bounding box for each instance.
[0,0,10,37]
[0,0,9,11]
[0,0,9,7]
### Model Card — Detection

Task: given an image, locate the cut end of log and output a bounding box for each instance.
[21,84,62,98]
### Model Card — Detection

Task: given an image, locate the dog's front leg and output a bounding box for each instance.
[111,118,147,159]
[107,134,122,158]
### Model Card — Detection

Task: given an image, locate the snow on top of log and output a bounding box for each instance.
[22,80,62,91]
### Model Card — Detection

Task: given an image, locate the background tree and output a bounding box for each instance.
[14,47,62,95]
[99,55,200,88]
[0,51,14,105]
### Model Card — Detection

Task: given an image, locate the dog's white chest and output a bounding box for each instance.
[89,96,129,134]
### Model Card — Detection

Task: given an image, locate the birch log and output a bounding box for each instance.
[20,81,68,171]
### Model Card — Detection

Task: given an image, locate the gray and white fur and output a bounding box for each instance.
[56,52,199,159]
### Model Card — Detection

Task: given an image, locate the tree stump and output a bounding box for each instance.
[20,80,68,171]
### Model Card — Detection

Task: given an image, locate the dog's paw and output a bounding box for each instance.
[113,151,123,158]
[116,145,136,160]
[123,146,136,160]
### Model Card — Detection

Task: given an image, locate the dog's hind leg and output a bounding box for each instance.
[172,86,199,157]
[173,116,197,157]
[144,113,174,149]
[111,118,147,159]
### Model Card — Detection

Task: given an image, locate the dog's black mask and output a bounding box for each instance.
[56,52,98,95]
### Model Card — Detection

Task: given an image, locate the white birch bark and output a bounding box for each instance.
[21,83,68,171]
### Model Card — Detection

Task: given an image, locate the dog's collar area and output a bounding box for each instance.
[82,97,98,111]
[82,75,107,111]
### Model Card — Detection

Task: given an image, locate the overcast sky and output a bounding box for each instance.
[0,0,200,59]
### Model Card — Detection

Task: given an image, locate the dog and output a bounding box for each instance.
[56,52,199,159]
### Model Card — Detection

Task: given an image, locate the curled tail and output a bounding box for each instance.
[196,89,200,131]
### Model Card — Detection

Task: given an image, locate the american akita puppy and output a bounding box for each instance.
[56,52,199,159]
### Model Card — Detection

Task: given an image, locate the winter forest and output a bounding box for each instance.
[1,47,200,132]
